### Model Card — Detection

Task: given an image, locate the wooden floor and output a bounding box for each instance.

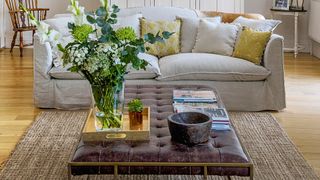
[0,48,319,176]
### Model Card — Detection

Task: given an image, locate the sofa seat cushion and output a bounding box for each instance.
[49,64,83,80]
[157,53,270,81]
[49,53,160,80]
[125,53,161,79]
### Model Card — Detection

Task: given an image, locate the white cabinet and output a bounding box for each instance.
[109,0,243,13]
[110,0,127,8]
[154,0,172,7]
[172,0,196,9]
[198,0,217,11]
[217,0,235,13]
[127,0,148,8]
[217,0,243,13]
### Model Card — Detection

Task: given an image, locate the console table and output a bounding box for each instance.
[270,9,307,58]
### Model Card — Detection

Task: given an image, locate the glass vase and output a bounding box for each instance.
[91,82,124,131]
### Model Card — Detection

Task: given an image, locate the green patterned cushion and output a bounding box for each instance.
[233,27,271,64]
[141,19,181,57]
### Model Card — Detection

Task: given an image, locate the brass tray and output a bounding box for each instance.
[82,107,150,141]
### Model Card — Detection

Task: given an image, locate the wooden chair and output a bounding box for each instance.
[5,0,49,57]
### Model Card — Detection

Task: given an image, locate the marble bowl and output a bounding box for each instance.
[167,112,212,146]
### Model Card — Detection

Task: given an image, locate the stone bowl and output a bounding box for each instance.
[167,112,212,146]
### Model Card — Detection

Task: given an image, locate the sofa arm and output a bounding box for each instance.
[263,34,286,110]
[33,35,55,108]
[33,35,53,79]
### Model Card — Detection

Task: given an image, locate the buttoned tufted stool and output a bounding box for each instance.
[68,85,253,180]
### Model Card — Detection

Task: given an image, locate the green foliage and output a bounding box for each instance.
[71,24,93,42]
[60,2,173,88]
[128,99,143,112]
[116,27,137,41]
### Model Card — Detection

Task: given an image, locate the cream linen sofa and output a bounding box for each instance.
[33,7,286,111]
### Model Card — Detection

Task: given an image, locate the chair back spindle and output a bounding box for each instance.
[4,0,49,57]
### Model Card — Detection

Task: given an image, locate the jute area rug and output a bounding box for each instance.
[0,111,319,180]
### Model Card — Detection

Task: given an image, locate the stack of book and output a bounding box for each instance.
[173,90,231,131]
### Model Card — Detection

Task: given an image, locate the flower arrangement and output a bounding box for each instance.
[21,0,172,130]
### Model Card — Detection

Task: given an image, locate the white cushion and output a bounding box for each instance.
[157,53,270,81]
[233,16,281,32]
[114,14,142,38]
[44,17,73,36]
[49,64,83,80]
[49,53,160,80]
[178,16,221,53]
[125,53,160,79]
[53,14,72,18]
[193,20,240,56]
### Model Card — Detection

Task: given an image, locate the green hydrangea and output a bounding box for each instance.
[72,24,93,42]
[116,27,137,41]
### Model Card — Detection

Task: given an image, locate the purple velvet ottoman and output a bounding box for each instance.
[68,85,253,179]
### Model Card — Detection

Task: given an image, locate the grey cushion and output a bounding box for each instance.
[125,53,160,80]
[157,53,271,81]
[49,53,160,80]
[49,64,83,80]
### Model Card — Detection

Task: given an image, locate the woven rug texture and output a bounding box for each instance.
[0,111,318,180]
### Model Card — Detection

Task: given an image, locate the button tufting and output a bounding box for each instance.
[214,144,223,148]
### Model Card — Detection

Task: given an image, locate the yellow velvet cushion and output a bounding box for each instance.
[233,27,271,64]
[141,19,181,57]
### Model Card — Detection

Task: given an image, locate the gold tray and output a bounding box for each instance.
[82,107,150,141]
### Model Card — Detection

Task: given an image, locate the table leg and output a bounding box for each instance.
[203,166,208,180]
[294,12,299,58]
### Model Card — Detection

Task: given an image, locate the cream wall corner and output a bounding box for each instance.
[244,0,311,53]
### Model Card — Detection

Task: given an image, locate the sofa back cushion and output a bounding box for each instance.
[141,19,181,57]
[44,17,72,37]
[178,16,221,53]
[233,16,281,32]
[192,20,240,56]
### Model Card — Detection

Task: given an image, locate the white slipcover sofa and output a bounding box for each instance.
[33,7,286,111]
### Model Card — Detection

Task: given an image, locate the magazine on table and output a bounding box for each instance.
[173,102,219,113]
[173,104,231,131]
[173,90,217,103]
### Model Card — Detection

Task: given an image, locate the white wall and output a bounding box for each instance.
[0,0,5,48]
[245,0,311,53]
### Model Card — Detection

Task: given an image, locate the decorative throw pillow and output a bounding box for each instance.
[113,14,142,38]
[140,19,181,57]
[233,16,281,32]
[233,27,271,64]
[192,19,240,56]
[44,17,73,37]
[177,16,221,53]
